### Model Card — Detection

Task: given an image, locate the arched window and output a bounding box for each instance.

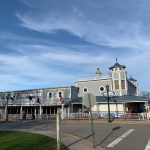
[59,92,62,98]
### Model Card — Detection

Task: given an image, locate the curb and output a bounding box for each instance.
[61,120,150,125]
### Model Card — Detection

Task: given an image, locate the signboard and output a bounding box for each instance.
[83,93,96,147]
[60,98,64,104]
[57,98,64,104]
[83,93,96,108]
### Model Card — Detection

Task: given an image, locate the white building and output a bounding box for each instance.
[0,60,150,120]
[72,60,149,117]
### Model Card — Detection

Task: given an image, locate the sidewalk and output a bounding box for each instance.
[22,119,148,150]
[19,129,106,150]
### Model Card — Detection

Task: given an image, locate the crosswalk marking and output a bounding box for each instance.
[144,139,150,150]
[107,129,135,148]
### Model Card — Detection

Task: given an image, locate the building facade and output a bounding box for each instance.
[76,60,137,97]
[0,86,78,120]
[72,60,149,117]
[0,60,150,120]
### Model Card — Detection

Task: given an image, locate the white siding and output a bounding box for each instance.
[97,103,123,112]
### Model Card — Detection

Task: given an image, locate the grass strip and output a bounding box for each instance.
[0,130,69,150]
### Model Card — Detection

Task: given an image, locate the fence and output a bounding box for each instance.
[63,112,150,120]
[0,112,150,121]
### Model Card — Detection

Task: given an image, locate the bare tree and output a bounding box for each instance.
[140,91,150,98]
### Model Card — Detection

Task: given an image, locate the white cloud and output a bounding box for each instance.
[1,40,150,91]
[8,43,113,64]
[16,0,150,50]
[0,46,104,89]
[1,0,150,91]
[20,0,33,8]
[0,31,25,41]
[0,53,65,77]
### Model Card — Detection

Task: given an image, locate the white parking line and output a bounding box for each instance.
[107,129,135,148]
[144,139,150,150]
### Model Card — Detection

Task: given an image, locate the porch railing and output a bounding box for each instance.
[0,112,149,121]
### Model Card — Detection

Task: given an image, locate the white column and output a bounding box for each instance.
[118,70,122,96]
[124,71,128,95]
[112,71,115,93]
[39,105,42,119]
[20,106,22,119]
[4,105,8,121]
[61,104,64,119]
[146,102,149,113]
[67,106,70,119]
[34,108,36,118]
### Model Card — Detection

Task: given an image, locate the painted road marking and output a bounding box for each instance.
[144,138,150,150]
[107,129,135,148]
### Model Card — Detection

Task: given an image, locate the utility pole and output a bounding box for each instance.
[83,93,96,147]
[56,111,61,150]
[88,93,95,147]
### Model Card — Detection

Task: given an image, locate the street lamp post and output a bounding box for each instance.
[106,85,112,123]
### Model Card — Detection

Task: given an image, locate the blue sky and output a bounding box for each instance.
[0,0,150,92]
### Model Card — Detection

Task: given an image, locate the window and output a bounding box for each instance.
[99,87,104,91]
[114,80,119,89]
[59,92,62,98]
[49,93,52,98]
[83,88,88,93]
[121,80,125,89]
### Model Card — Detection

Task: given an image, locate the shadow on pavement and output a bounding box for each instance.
[97,126,121,147]
[66,134,92,147]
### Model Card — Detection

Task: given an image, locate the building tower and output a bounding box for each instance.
[129,75,137,87]
[128,75,138,96]
[109,59,127,96]
[95,67,101,79]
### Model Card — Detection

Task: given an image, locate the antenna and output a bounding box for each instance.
[116,57,118,63]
